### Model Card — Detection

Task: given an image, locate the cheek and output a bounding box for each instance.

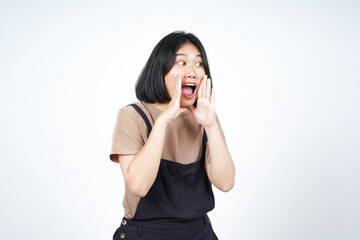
[166,84,173,98]
[196,68,206,78]
[164,76,176,98]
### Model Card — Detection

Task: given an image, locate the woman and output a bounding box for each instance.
[110,31,235,240]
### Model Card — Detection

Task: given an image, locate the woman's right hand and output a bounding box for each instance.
[157,75,188,125]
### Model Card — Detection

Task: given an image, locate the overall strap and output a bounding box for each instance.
[201,130,208,159]
[129,104,152,135]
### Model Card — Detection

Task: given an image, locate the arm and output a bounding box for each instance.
[118,121,166,197]
[205,121,235,192]
[190,76,235,192]
[118,77,187,197]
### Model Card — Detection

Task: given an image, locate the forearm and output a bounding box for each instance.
[125,120,168,197]
[205,122,235,192]
[124,77,187,196]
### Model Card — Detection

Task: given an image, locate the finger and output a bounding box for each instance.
[174,75,182,102]
[169,76,180,108]
[201,75,207,98]
[197,77,203,98]
[205,78,211,99]
[177,75,182,93]
[198,75,206,98]
[210,87,215,104]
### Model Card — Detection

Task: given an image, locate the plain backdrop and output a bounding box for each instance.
[1,0,359,239]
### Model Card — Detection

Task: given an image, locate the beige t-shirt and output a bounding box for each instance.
[109,101,225,218]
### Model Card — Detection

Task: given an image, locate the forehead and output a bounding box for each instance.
[176,42,201,56]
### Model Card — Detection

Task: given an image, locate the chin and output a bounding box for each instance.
[180,98,196,108]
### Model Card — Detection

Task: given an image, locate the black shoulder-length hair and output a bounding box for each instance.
[135,31,212,103]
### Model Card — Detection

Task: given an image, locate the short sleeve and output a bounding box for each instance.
[109,106,144,162]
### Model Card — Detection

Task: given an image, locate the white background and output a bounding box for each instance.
[1,0,359,239]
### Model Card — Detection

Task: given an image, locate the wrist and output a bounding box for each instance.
[204,121,219,133]
[154,117,169,128]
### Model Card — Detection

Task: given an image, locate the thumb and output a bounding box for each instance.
[178,107,189,114]
[188,106,196,113]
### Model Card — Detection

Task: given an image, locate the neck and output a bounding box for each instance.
[153,102,168,111]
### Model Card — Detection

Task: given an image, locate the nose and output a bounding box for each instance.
[185,65,196,79]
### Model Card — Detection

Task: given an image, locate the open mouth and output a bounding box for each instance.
[181,83,196,99]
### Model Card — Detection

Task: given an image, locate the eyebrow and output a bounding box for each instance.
[176,53,202,58]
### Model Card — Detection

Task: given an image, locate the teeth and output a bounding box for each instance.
[184,83,195,87]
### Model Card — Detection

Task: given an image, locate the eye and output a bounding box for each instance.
[177,61,186,65]
[195,62,203,67]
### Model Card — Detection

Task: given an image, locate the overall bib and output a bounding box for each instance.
[113,104,217,240]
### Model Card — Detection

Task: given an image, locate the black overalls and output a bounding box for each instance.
[113,104,218,240]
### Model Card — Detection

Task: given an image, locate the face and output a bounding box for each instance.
[164,42,206,107]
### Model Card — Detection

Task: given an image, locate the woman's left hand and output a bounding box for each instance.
[189,75,216,128]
